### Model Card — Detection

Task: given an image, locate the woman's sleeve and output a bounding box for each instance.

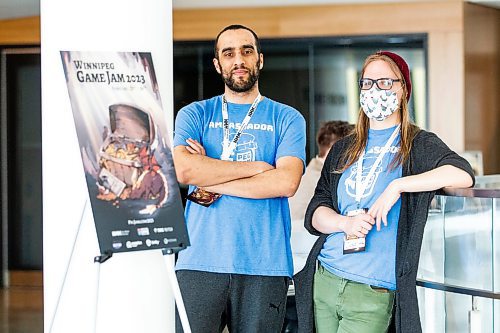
[414,131,475,186]
[303,142,341,236]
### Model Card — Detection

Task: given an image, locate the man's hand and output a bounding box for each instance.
[185,138,206,156]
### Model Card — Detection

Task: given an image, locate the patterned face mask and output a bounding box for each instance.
[360,87,401,121]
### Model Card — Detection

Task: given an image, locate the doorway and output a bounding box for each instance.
[0,47,42,288]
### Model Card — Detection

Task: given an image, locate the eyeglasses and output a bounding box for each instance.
[359,78,401,90]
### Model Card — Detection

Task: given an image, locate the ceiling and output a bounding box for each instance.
[0,0,499,20]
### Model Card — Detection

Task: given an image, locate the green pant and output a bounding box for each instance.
[313,264,395,333]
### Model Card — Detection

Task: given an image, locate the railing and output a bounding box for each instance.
[417,175,500,333]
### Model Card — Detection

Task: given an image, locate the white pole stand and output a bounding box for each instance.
[163,249,191,333]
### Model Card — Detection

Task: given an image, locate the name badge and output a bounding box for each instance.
[343,208,368,254]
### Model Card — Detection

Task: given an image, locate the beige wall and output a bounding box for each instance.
[464,3,500,174]
[1,1,498,172]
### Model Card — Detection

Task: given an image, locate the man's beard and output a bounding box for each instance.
[220,61,260,93]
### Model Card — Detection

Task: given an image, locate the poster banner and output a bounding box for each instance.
[60,51,188,255]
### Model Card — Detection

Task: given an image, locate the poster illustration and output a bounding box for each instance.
[60,51,189,255]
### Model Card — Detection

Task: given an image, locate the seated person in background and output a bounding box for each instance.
[288,120,354,274]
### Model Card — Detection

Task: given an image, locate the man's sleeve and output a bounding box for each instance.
[173,103,203,148]
[275,108,306,166]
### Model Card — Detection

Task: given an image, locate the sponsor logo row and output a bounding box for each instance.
[112,237,178,250]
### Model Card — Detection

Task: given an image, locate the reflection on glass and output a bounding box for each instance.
[418,195,446,332]
[444,196,493,289]
[418,193,497,333]
[419,196,446,283]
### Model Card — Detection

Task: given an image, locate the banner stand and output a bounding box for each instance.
[92,249,192,333]
[47,200,191,333]
[92,254,107,333]
[91,249,192,333]
[48,200,89,333]
[162,248,192,333]
[93,252,113,264]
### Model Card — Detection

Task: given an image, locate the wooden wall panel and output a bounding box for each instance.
[0,16,40,45]
[428,31,465,152]
[173,1,463,40]
[464,3,500,174]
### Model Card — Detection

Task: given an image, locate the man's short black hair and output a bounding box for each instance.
[214,24,261,58]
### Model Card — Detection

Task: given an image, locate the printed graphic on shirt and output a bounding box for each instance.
[344,145,400,200]
[209,121,274,132]
[222,132,258,162]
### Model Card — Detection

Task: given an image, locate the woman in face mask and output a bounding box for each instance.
[293,51,475,333]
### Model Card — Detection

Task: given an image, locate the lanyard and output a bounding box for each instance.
[355,124,400,204]
[220,94,261,161]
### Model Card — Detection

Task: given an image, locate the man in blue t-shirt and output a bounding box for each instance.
[173,24,306,332]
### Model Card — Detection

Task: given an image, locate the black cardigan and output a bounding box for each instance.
[293,129,475,333]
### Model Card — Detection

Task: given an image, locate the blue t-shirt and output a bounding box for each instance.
[173,95,306,277]
[318,125,402,290]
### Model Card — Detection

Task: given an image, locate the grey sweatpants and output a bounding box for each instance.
[175,270,289,333]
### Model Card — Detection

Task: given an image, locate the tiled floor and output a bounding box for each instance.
[0,287,43,333]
